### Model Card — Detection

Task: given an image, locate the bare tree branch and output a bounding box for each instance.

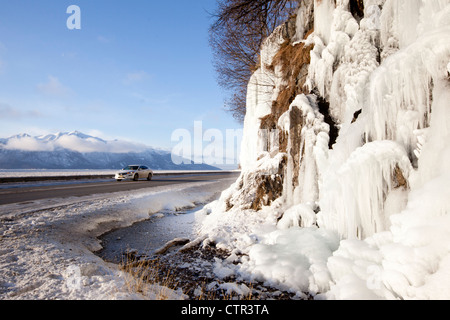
[209,0,299,122]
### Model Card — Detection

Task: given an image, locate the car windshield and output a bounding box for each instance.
[123,166,139,171]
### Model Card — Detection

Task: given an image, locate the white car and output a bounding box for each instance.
[115,165,154,182]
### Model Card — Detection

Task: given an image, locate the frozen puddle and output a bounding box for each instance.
[95,176,239,264]
[96,205,202,264]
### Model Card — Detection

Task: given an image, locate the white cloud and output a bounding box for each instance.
[60,136,149,153]
[61,52,78,59]
[97,35,111,44]
[37,76,71,97]
[5,136,54,152]
[85,129,107,139]
[123,71,150,85]
[2,132,149,154]
[0,103,42,119]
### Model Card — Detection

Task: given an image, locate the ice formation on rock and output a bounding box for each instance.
[197,0,450,299]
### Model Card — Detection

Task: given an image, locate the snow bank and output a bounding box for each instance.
[196,198,341,297]
[243,227,339,295]
[0,178,235,300]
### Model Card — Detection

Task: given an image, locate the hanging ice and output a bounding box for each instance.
[318,140,412,239]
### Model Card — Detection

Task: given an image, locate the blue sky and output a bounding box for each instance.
[0,0,243,155]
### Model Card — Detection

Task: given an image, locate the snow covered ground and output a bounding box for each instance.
[0,176,236,300]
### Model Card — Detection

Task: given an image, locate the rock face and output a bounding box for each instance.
[226,153,287,212]
[225,2,329,214]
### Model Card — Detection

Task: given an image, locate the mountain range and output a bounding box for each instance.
[0,131,220,170]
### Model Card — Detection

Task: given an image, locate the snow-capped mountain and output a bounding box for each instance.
[0,131,219,170]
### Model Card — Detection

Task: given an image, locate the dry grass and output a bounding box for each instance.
[117,247,278,301]
[270,29,314,111]
[193,281,255,301]
[120,254,179,300]
[120,255,258,300]
[260,29,314,141]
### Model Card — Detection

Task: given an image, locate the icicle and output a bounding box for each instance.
[318,140,412,239]
[240,27,285,171]
[365,25,450,159]
[314,0,336,45]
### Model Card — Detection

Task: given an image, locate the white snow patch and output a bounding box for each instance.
[0,178,235,300]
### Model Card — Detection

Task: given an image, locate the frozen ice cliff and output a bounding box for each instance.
[196,0,450,299]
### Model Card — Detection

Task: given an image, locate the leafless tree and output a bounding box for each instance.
[210,0,299,122]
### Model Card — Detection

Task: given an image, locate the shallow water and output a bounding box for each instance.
[96,205,204,264]
[95,175,237,265]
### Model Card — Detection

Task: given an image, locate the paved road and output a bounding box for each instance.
[0,172,239,206]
